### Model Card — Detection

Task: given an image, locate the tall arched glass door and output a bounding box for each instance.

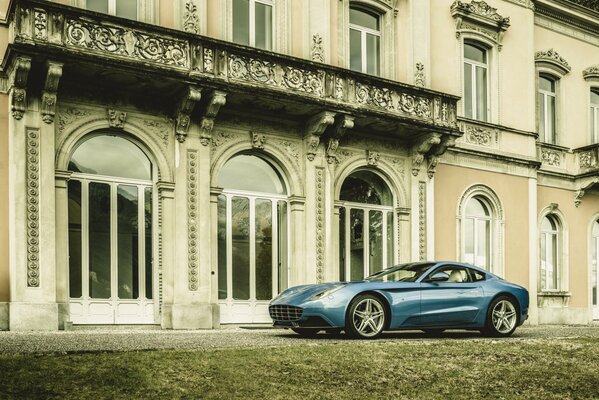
[463,197,491,269]
[67,134,155,324]
[339,170,395,281]
[217,154,289,323]
[592,221,599,319]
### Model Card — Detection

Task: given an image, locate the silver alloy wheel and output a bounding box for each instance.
[491,299,517,334]
[352,298,385,337]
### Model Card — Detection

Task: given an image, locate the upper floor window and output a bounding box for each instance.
[540,215,560,291]
[233,0,273,50]
[591,90,599,144]
[349,7,380,76]
[539,75,557,144]
[87,0,137,20]
[463,42,488,122]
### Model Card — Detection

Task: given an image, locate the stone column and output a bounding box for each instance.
[54,170,72,329]
[288,196,306,287]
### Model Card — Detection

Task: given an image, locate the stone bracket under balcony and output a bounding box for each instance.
[5,0,461,150]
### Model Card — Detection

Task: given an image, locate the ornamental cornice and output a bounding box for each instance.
[535,48,571,75]
[583,65,599,80]
[451,0,511,48]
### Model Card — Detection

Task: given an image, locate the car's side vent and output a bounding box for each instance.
[269,305,303,321]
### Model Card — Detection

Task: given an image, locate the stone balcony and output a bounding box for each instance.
[4,0,461,157]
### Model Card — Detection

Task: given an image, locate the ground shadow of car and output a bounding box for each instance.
[274,329,521,340]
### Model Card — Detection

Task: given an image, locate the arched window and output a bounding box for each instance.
[217,154,288,323]
[67,133,155,324]
[591,90,599,144]
[349,6,381,75]
[463,42,489,122]
[539,75,557,144]
[592,220,599,319]
[464,197,491,269]
[339,170,394,281]
[540,215,560,291]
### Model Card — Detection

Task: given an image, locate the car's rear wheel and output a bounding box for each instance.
[483,296,519,337]
[291,328,320,337]
[346,294,387,339]
[422,329,445,336]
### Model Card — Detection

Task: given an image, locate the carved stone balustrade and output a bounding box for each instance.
[7,0,461,145]
[575,144,599,176]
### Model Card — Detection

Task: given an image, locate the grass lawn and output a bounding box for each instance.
[1,336,598,399]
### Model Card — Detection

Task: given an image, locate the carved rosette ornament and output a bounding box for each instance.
[305,111,336,161]
[315,167,325,283]
[183,1,200,34]
[311,33,325,63]
[187,151,199,291]
[10,57,32,120]
[418,181,427,261]
[200,91,227,146]
[451,0,510,49]
[175,87,202,143]
[107,109,127,129]
[41,61,63,124]
[535,49,571,75]
[26,128,41,287]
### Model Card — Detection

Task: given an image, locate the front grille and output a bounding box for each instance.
[269,305,303,321]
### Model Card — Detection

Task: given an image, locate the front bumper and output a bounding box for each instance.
[269,303,344,329]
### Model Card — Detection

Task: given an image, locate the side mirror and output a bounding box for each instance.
[428,272,450,282]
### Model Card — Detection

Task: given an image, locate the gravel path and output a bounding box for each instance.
[1,325,598,355]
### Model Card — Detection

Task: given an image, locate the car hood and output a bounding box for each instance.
[271,282,347,304]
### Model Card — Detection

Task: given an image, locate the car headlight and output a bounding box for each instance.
[308,284,347,301]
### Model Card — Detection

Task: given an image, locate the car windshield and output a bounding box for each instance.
[366,262,436,282]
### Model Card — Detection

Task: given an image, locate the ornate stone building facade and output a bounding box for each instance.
[0,0,597,330]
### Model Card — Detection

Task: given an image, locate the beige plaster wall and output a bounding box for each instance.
[159,0,174,29]
[206,0,220,39]
[0,93,8,302]
[290,0,303,59]
[534,25,599,149]
[537,185,599,308]
[434,163,530,288]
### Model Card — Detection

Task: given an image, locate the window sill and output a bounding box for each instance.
[537,291,571,308]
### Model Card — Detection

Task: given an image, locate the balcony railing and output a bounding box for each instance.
[8,0,460,138]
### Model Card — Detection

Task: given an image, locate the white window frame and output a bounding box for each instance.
[230,0,275,50]
[538,75,558,144]
[463,197,491,270]
[463,43,490,122]
[78,0,156,23]
[349,7,381,75]
[591,89,599,144]
[537,207,569,296]
[540,216,559,291]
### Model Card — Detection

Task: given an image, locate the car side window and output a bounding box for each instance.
[469,269,486,282]
[428,265,472,283]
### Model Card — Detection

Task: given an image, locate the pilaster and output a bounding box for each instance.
[408,0,431,87]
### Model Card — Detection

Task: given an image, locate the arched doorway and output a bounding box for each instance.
[67,133,155,324]
[217,154,289,323]
[339,170,395,281]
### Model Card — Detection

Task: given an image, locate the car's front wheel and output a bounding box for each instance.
[346,294,387,339]
[483,296,519,337]
[291,328,320,337]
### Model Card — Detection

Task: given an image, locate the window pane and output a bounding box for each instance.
[369,210,383,274]
[117,185,139,300]
[217,195,227,300]
[350,28,362,72]
[540,233,547,290]
[476,66,487,121]
[340,170,392,205]
[233,0,250,46]
[87,0,108,13]
[255,199,272,300]
[548,95,556,144]
[89,183,111,299]
[592,235,597,306]
[539,93,546,139]
[386,211,394,268]
[219,155,286,195]
[366,33,380,76]
[68,180,82,299]
[541,216,556,232]
[350,8,379,30]
[232,197,250,300]
[592,91,599,106]
[539,76,554,93]
[339,208,346,281]
[277,201,288,293]
[116,0,137,19]
[591,106,597,143]
[464,218,474,264]
[466,198,488,217]
[549,234,557,290]
[476,219,489,269]
[255,2,272,50]
[144,187,152,299]
[350,209,364,281]
[69,135,151,180]
[464,43,486,63]
[464,62,473,119]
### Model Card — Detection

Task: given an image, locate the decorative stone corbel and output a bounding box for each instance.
[326,114,354,164]
[411,133,442,176]
[41,61,63,124]
[574,178,599,208]
[426,135,457,178]
[108,109,127,129]
[10,56,32,120]
[305,111,336,161]
[175,86,202,143]
[199,90,227,146]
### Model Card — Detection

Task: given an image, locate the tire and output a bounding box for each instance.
[291,328,320,337]
[422,329,445,336]
[482,295,519,337]
[345,294,387,339]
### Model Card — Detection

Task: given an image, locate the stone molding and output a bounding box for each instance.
[26,128,41,287]
[583,65,599,81]
[187,150,199,291]
[418,181,426,261]
[535,49,571,75]
[315,167,325,283]
[451,0,511,48]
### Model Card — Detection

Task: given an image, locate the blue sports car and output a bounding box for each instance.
[269,261,529,339]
